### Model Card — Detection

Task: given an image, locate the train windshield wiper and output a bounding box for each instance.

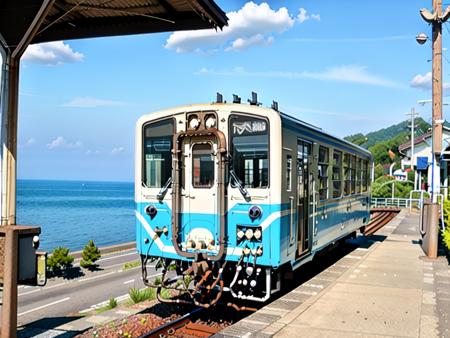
[157,177,172,201]
[229,169,251,202]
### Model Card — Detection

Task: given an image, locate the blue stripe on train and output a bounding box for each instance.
[135,196,369,268]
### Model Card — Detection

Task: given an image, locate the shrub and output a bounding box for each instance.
[47,247,74,274]
[80,240,101,270]
[108,297,118,309]
[371,175,413,198]
[160,288,171,300]
[442,199,450,252]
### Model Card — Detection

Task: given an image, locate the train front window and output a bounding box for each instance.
[192,143,215,188]
[143,119,173,188]
[229,115,269,188]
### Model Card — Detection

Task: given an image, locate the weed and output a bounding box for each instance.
[128,287,156,304]
[123,260,140,270]
[108,297,118,309]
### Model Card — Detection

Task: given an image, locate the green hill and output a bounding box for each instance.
[344,117,430,167]
[344,117,430,149]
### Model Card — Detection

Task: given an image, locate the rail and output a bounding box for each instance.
[137,308,220,338]
[364,208,400,236]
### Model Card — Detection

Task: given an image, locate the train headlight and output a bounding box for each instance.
[189,117,200,130]
[145,205,157,218]
[245,228,254,240]
[253,228,262,240]
[249,206,262,220]
[237,229,245,240]
[205,116,217,129]
[186,240,196,249]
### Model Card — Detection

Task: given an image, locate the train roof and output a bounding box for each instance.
[279,112,372,159]
[138,102,372,159]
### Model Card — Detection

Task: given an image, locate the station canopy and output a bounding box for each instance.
[0,0,227,50]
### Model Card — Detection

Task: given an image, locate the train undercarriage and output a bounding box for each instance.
[140,253,280,310]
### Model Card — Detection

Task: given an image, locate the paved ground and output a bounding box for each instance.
[217,210,450,338]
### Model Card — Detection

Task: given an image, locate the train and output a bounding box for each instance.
[135,93,372,308]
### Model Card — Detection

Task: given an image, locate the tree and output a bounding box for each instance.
[47,247,74,274]
[80,240,101,270]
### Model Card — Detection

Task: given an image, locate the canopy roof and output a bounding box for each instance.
[0,0,227,51]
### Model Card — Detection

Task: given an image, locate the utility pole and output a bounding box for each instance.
[418,0,450,258]
[406,108,419,170]
[406,108,420,189]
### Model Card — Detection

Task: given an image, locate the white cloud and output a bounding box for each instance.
[225,34,274,51]
[197,65,402,88]
[111,147,125,155]
[22,41,83,66]
[165,2,319,53]
[85,149,101,155]
[25,138,36,147]
[410,72,432,90]
[410,72,450,92]
[62,97,126,108]
[47,136,83,150]
[297,8,320,23]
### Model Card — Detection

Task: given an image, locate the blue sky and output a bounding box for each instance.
[1,0,446,181]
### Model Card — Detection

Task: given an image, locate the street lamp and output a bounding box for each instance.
[416,33,428,45]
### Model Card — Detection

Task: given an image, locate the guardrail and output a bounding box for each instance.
[371,193,445,231]
[370,197,421,209]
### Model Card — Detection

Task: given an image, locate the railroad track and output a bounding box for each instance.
[363,207,400,236]
[137,307,222,338]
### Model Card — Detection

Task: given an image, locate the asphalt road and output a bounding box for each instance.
[0,249,161,327]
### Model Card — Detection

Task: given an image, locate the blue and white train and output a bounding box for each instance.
[135,94,372,307]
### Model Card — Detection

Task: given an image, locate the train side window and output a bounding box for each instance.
[286,154,292,191]
[356,158,362,193]
[143,119,173,188]
[229,114,269,188]
[362,160,368,192]
[318,146,329,200]
[332,150,342,198]
[343,153,350,195]
[192,143,215,188]
[351,155,356,194]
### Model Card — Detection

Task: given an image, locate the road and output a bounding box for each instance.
[0,249,161,327]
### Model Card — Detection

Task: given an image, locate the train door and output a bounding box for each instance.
[296,139,313,258]
[180,136,218,249]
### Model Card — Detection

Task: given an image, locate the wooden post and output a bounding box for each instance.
[1,228,19,338]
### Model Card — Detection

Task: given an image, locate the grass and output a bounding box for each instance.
[95,297,118,314]
[128,287,156,304]
[123,260,140,270]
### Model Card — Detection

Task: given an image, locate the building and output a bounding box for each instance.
[398,125,450,197]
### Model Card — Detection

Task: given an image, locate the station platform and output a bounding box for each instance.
[217,210,450,338]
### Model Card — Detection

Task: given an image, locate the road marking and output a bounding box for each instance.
[79,293,131,314]
[123,279,135,285]
[77,271,116,283]
[18,297,71,317]
[147,272,163,278]
[97,251,137,262]
[18,289,41,297]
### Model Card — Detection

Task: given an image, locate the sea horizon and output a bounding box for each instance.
[16,179,135,252]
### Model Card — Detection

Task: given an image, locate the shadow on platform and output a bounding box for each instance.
[18,316,86,338]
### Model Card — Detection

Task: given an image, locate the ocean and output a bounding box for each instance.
[16,179,135,252]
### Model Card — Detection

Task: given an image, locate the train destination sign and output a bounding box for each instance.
[232,121,267,136]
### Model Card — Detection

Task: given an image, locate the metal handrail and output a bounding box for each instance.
[371,197,421,209]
